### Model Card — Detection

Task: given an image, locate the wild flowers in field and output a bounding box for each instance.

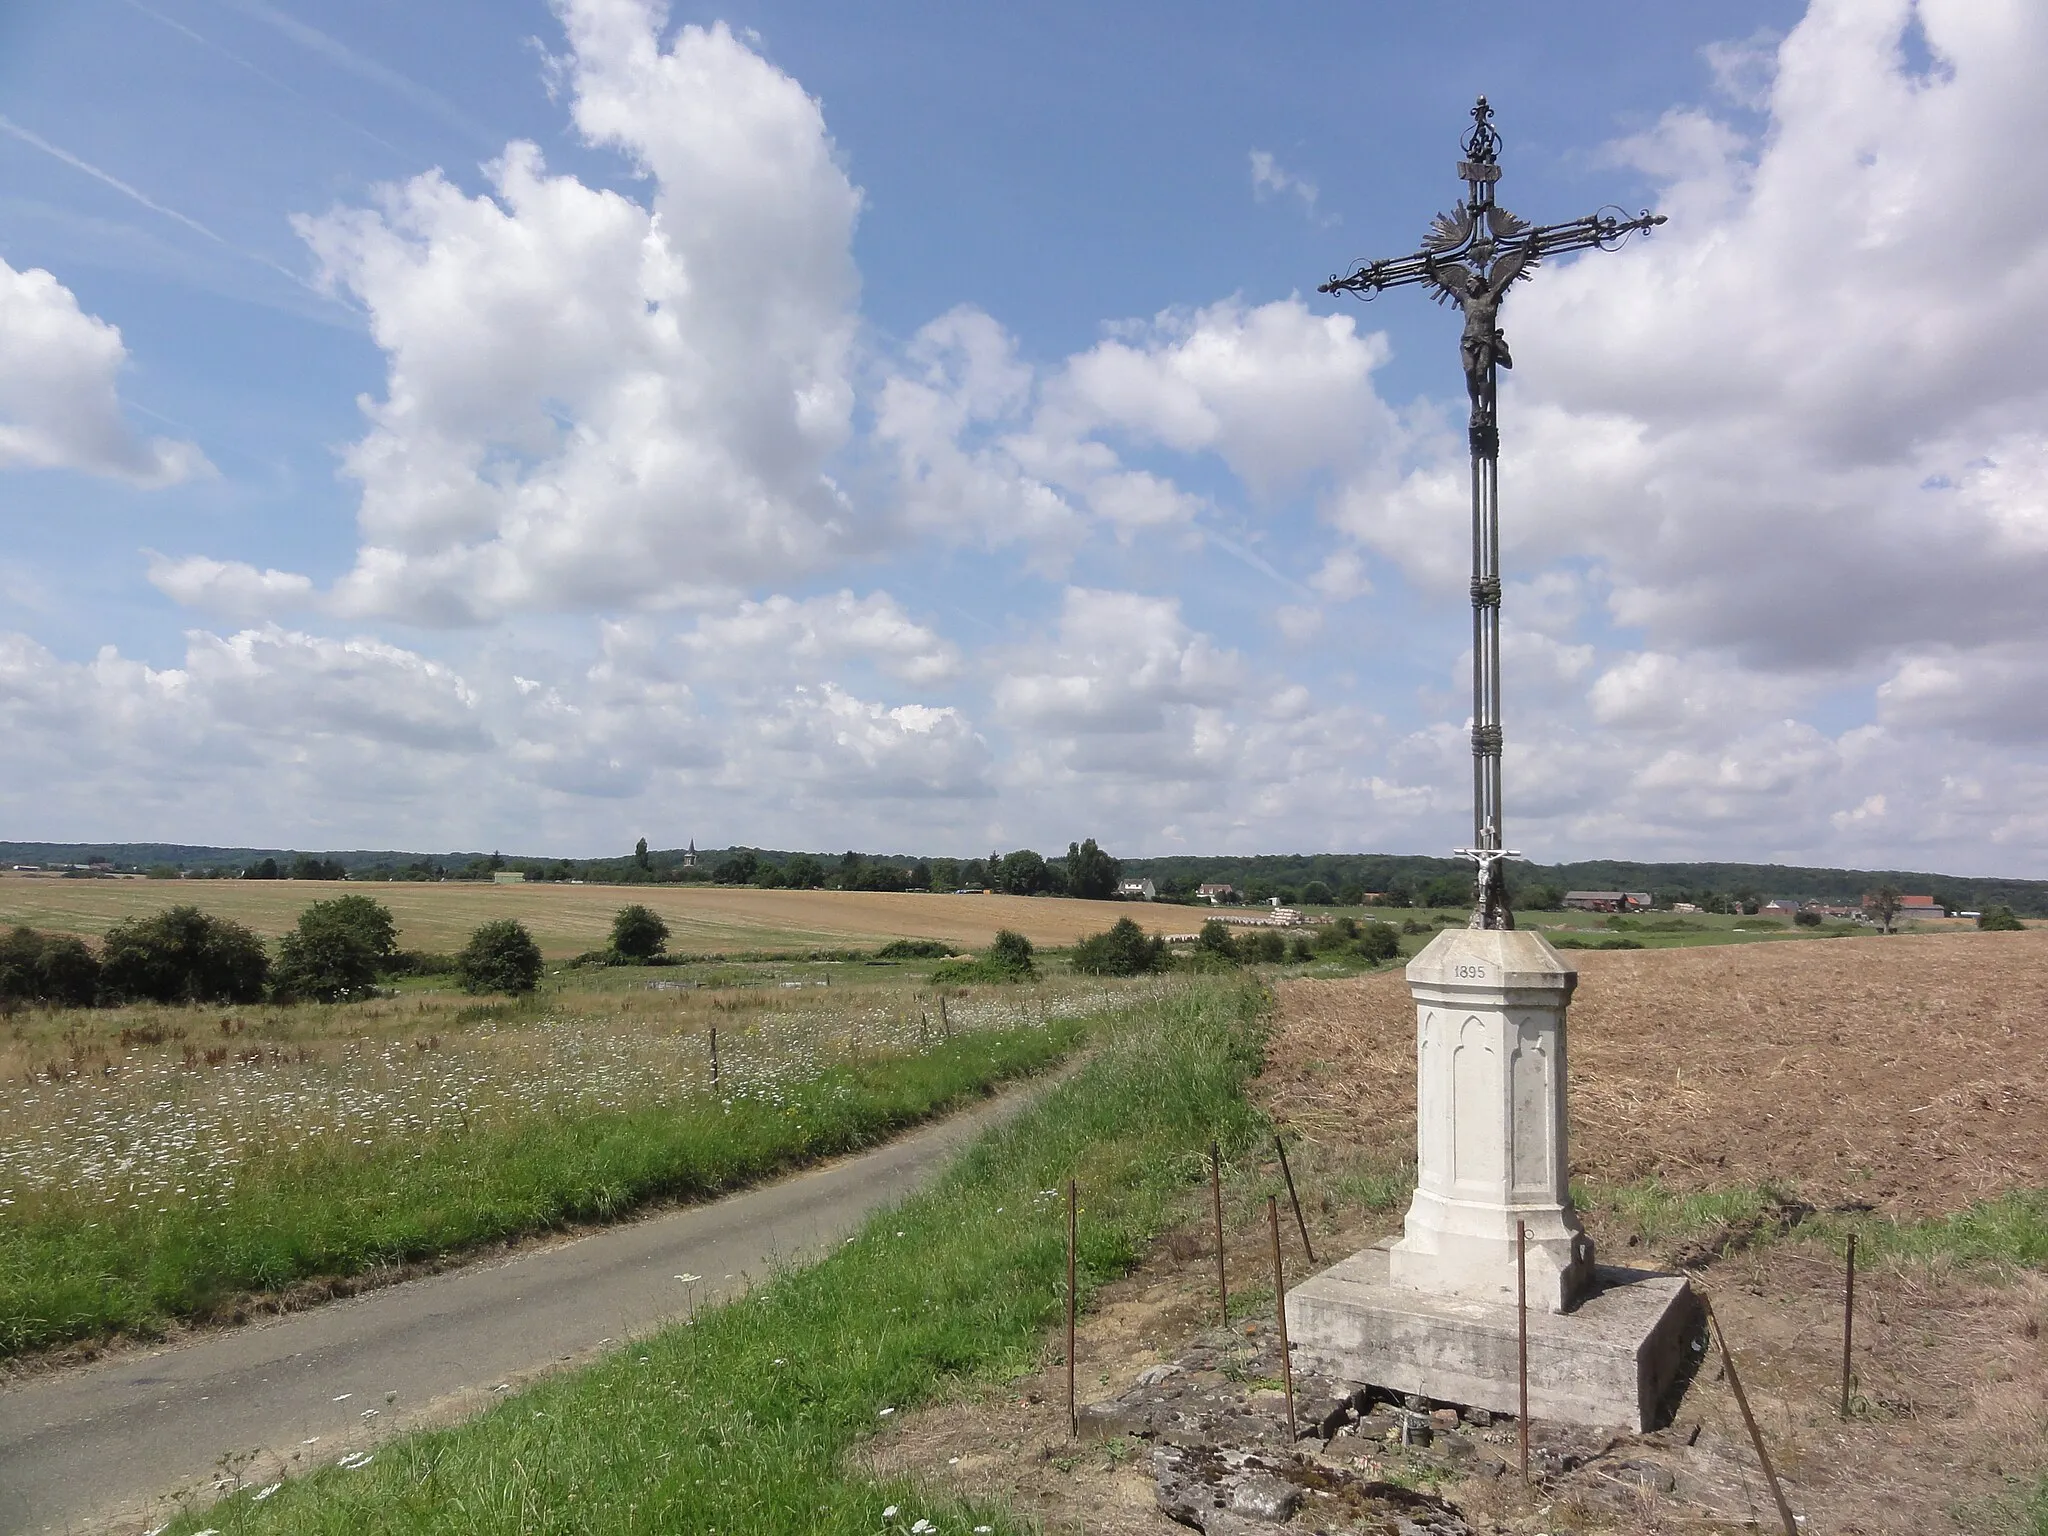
[0,974,1144,1221]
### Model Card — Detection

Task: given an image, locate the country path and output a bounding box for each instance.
[0,1077,1051,1535]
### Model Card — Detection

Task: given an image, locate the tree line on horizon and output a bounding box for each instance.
[5,838,2044,917]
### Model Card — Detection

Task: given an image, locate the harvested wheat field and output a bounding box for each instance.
[1265,927,2048,1219]
[0,877,1215,959]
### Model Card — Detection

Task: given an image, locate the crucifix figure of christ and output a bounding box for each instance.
[1320,98,1664,930]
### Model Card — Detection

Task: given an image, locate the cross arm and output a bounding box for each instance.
[1319,206,1665,299]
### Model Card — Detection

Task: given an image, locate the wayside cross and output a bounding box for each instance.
[1319,98,1664,930]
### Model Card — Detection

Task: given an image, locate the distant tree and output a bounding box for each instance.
[993,848,1054,896]
[750,863,787,889]
[100,906,269,1004]
[1793,908,1823,927]
[1299,880,1335,907]
[1519,885,1563,912]
[1422,875,1470,910]
[1381,880,1414,909]
[246,857,280,881]
[784,854,826,890]
[961,859,988,889]
[1070,916,1167,976]
[909,860,932,891]
[299,894,399,965]
[457,919,543,995]
[1978,905,2025,932]
[1064,838,1122,900]
[1337,885,1366,907]
[610,903,670,960]
[1864,885,1902,934]
[289,855,346,880]
[634,838,652,872]
[713,849,760,885]
[930,858,962,891]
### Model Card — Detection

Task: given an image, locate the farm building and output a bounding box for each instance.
[1563,890,1652,913]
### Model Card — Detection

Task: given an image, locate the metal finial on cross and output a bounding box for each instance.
[1319,98,1665,930]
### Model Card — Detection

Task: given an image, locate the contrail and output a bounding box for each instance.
[218,0,497,147]
[0,115,223,243]
[120,0,409,157]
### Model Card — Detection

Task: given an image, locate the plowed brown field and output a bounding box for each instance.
[1265,927,2048,1219]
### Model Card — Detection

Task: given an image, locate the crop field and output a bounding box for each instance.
[0,876,1220,959]
[0,959,1147,1353]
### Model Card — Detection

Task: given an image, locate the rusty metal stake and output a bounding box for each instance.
[709,1026,719,1086]
[1275,1134,1315,1265]
[1065,1179,1079,1437]
[1702,1294,1798,1536]
[1516,1218,1530,1484]
[1210,1141,1229,1325]
[1839,1232,1857,1421]
[1267,1196,1296,1441]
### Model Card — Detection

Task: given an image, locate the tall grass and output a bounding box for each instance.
[163,977,1270,1535]
[0,1019,1083,1356]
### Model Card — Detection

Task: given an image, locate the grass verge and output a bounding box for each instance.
[1579,1178,2048,1271]
[163,976,1270,1535]
[1,1018,1083,1357]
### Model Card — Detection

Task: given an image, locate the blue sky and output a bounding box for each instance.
[2,0,2044,875]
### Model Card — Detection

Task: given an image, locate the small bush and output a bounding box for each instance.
[1357,921,1402,963]
[1242,930,1287,964]
[457,919,544,995]
[1978,905,2025,932]
[1196,919,1240,965]
[272,925,379,1004]
[1287,933,1314,962]
[875,938,958,960]
[99,906,268,1004]
[930,928,1036,985]
[0,926,101,1008]
[611,904,671,961]
[1071,917,1167,976]
[1793,909,1823,927]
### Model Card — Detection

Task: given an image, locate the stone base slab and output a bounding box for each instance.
[1284,1241,1701,1432]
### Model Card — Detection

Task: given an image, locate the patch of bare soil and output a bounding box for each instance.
[863,934,2048,1534]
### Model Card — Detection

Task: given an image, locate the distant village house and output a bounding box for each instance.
[1117,878,1156,901]
[1562,890,1652,913]
[1197,883,1238,904]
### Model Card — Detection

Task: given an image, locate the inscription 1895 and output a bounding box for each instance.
[1453,962,1490,981]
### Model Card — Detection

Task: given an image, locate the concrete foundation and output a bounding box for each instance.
[1285,1241,1701,1432]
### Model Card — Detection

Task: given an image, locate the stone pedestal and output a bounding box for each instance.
[1282,925,1700,1430]
[1388,928,1594,1313]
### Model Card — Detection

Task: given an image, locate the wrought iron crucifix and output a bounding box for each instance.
[1320,98,1664,930]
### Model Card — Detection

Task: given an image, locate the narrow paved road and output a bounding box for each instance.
[0,1081,1044,1535]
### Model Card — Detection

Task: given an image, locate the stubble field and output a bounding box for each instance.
[0,876,1218,958]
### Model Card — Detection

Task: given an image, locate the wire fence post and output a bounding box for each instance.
[1275,1134,1314,1265]
[709,1025,719,1086]
[1702,1294,1799,1536]
[939,994,951,1040]
[1066,1179,1079,1437]
[1839,1232,1857,1420]
[1516,1218,1530,1483]
[1267,1195,1296,1441]
[1210,1141,1229,1325]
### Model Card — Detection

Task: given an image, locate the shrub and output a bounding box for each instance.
[1299,881,1334,906]
[1243,930,1287,964]
[1071,917,1168,976]
[1357,921,1402,964]
[989,928,1036,976]
[1794,909,1823,927]
[304,894,399,963]
[457,919,544,995]
[1287,933,1314,963]
[383,949,457,977]
[930,928,1037,985]
[1196,919,1240,964]
[875,938,957,960]
[611,904,671,961]
[99,906,268,1004]
[1978,906,2025,932]
[0,926,101,1008]
[273,925,379,1004]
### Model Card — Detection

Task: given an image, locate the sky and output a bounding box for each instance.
[1,0,2044,875]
